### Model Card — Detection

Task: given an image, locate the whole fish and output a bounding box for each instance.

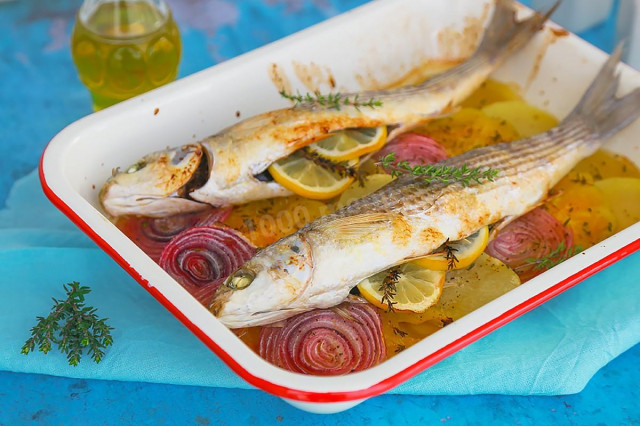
[100,0,554,217]
[211,47,640,328]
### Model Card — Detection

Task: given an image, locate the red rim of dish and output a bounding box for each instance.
[38,155,640,403]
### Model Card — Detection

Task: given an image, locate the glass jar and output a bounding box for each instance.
[71,0,181,110]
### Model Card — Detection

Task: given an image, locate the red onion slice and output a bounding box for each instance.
[116,207,232,262]
[159,224,255,304]
[377,133,448,167]
[486,207,574,281]
[258,301,386,375]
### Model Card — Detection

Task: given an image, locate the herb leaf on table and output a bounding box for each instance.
[21,282,114,366]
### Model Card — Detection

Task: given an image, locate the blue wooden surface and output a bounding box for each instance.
[1,0,638,423]
[1,343,639,424]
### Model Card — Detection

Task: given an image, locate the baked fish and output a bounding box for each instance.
[100,0,554,217]
[211,47,640,328]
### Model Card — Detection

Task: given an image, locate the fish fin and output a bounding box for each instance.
[564,43,640,141]
[475,0,558,64]
[318,213,401,238]
[489,215,517,241]
[331,305,361,323]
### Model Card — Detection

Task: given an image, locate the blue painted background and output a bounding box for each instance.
[0,0,638,423]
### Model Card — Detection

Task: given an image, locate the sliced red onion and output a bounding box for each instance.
[258,301,386,375]
[486,208,574,281]
[377,133,448,167]
[116,207,232,262]
[159,224,256,304]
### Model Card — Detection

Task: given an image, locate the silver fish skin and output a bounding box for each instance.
[211,47,640,328]
[99,0,554,217]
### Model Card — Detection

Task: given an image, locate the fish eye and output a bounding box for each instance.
[127,161,146,174]
[224,268,256,290]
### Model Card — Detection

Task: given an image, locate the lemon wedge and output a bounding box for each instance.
[307,127,387,161]
[357,262,446,313]
[336,173,394,209]
[430,253,521,320]
[413,226,489,271]
[268,150,357,200]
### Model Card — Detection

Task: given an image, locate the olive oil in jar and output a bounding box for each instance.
[71,0,181,110]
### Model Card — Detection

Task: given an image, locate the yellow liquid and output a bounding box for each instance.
[71,1,181,110]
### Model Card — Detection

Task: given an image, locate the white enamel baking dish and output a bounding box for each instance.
[40,0,640,414]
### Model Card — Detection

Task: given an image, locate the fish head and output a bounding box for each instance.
[99,144,211,217]
[210,233,318,327]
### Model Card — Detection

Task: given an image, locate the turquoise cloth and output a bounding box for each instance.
[1,169,639,395]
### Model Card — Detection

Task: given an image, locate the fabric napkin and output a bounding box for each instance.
[1,169,639,395]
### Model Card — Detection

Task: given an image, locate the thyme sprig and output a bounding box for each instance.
[439,239,460,270]
[21,282,114,366]
[392,326,408,337]
[379,153,499,186]
[299,148,366,186]
[379,267,401,312]
[279,89,383,111]
[522,242,584,271]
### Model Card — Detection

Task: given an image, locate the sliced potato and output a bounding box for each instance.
[379,311,447,356]
[224,196,331,247]
[545,185,617,248]
[482,100,558,138]
[415,108,520,156]
[429,253,521,321]
[555,150,640,194]
[594,178,640,230]
[461,79,521,109]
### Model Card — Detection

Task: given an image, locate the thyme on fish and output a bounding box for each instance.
[279,89,383,111]
[522,242,584,271]
[299,148,366,186]
[379,152,499,186]
[21,282,114,366]
[432,238,460,270]
[379,267,401,312]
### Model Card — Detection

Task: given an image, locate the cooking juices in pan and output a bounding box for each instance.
[114,80,640,374]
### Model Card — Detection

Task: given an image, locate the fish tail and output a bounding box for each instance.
[564,44,640,141]
[475,0,559,63]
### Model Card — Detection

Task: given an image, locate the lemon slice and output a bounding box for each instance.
[336,173,394,209]
[307,127,387,161]
[413,226,489,271]
[268,151,357,200]
[357,262,446,313]
[430,253,521,320]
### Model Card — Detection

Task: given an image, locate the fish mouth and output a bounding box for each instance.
[179,148,210,196]
[100,144,213,217]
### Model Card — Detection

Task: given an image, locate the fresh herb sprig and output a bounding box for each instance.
[440,239,460,270]
[21,282,114,366]
[523,242,584,271]
[379,153,499,186]
[379,267,401,312]
[279,89,383,111]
